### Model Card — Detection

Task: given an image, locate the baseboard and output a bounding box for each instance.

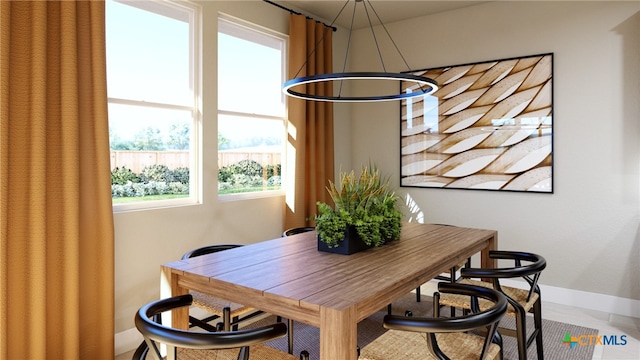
[502,280,640,319]
[115,327,143,356]
[426,278,640,319]
[115,283,640,356]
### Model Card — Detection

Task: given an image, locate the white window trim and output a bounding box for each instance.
[216,14,288,202]
[110,0,202,213]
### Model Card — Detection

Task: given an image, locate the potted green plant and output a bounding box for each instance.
[315,164,403,254]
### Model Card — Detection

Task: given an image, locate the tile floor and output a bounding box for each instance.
[543,301,640,359]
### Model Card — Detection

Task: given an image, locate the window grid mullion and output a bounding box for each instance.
[108,97,193,112]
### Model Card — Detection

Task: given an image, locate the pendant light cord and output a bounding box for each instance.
[288,0,350,81]
[279,0,439,102]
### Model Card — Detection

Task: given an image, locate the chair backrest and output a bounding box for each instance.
[282,227,315,237]
[383,282,507,360]
[460,250,546,302]
[181,244,243,260]
[134,294,288,360]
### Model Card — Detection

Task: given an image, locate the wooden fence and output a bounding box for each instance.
[110,150,281,174]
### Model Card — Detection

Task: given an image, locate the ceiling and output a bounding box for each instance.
[277,1,489,30]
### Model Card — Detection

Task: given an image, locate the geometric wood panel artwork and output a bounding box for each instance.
[400,53,553,193]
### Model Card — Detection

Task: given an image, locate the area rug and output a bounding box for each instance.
[251,292,598,360]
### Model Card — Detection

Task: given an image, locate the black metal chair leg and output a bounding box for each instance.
[238,346,250,360]
[188,315,218,332]
[534,299,544,359]
[515,309,528,360]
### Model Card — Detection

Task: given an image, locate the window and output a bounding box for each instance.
[217,16,286,199]
[106,0,200,211]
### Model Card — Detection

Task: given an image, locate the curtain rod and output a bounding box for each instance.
[262,0,337,32]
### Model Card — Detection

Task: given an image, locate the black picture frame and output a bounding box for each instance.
[400,53,553,193]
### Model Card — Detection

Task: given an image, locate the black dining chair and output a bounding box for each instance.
[282,226,315,237]
[438,250,546,360]
[391,223,471,316]
[133,294,309,360]
[181,244,263,333]
[416,224,471,303]
[359,282,508,360]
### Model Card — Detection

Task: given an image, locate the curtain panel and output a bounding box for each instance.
[0,1,114,358]
[285,14,335,230]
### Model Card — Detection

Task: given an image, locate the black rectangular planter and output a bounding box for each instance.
[317,226,372,255]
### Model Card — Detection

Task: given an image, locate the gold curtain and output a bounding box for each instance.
[0,1,114,358]
[285,14,335,230]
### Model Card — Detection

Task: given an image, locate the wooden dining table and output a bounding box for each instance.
[160,222,498,360]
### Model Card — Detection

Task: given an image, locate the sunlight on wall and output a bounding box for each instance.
[286,121,298,212]
[404,193,424,223]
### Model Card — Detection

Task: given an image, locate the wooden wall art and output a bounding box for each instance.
[400,53,553,193]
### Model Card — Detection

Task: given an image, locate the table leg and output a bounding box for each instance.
[481,233,498,281]
[320,305,358,360]
[160,265,189,330]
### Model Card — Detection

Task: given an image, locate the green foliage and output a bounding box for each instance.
[110,159,279,198]
[217,160,282,194]
[112,181,188,198]
[266,164,281,178]
[266,175,281,187]
[111,166,140,185]
[110,121,188,151]
[315,203,350,248]
[231,174,263,187]
[109,128,135,150]
[172,167,190,184]
[111,165,189,198]
[218,166,233,183]
[110,139,135,150]
[218,160,264,182]
[133,127,165,150]
[218,133,230,149]
[235,160,264,177]
[168,122,190,150]
[315,165,403,248]
[140,164,173,183]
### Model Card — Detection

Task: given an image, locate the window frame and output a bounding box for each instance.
[217,15,287,202]
[107,0,202,213]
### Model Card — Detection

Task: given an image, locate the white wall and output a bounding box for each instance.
[348,1,639,302]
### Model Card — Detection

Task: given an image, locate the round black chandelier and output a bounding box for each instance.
[283,72,438,103]
[282,0,438,103]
